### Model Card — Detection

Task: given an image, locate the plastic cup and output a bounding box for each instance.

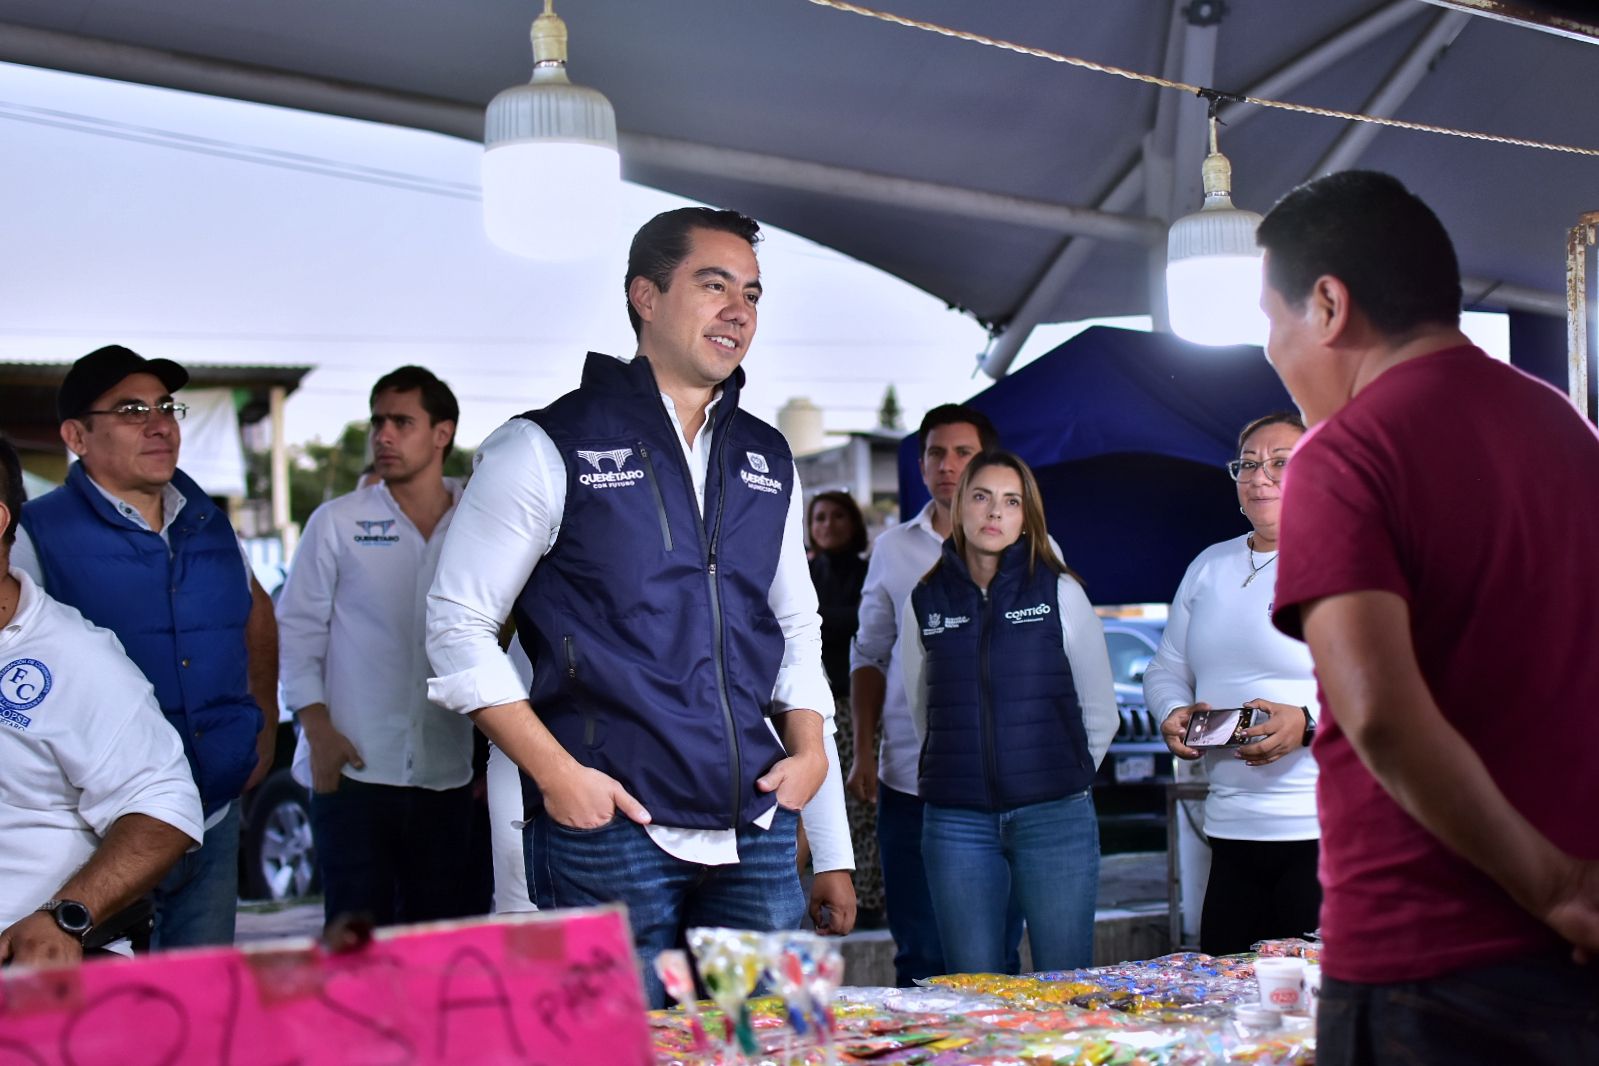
[1302,961,1322,1019]
[1254,956,1307,1012]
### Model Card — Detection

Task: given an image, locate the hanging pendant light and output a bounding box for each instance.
[1166,112,1267,347]
[482,1,620,259]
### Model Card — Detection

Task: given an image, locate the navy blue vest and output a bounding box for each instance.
[22,463,262,814]
[912,538,1093,811]
[513,353,794,829]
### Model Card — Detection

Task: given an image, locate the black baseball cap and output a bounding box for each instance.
[58,345,190,423]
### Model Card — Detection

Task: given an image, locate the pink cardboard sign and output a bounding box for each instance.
[0,905,651,1065]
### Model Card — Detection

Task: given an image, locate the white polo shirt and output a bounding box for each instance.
[278,480,474,791]
[0,570,204,935]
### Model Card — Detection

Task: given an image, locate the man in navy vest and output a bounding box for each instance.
[427,207,851,1007]
[15,346,278,949]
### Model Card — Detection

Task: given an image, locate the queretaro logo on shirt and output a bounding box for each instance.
[576,448,644,489]
[740,451,783,494]
[353,518,400,546]
[922,612,969,636]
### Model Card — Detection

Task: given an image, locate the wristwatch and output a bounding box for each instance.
[39,899,95,941]
[1300,706,1316,747]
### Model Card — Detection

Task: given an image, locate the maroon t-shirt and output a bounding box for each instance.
[1273,345,1599,983]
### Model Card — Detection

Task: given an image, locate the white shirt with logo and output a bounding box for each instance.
[426,373,849,871]
[897,572,1121,770]
[278,480,474,791]
[0,570,204,936]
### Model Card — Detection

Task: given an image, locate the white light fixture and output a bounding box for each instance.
[1166,113,1268,347]
[482,1,621,259]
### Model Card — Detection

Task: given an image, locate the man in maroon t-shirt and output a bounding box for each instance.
[1256,171,1599,1064]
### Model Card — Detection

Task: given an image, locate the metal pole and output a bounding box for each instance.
[1567,215,1598,421]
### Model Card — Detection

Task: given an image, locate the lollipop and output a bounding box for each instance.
[654,950,710,1054]
[687,927,764,1062]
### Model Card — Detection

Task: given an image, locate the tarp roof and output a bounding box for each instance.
[1,1,1594,353]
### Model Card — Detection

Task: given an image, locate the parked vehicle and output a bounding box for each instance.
[238,714,318,901]
[1094,618,1173,850]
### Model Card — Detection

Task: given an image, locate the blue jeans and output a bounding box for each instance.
[311,778,482,927]
[1318,950,1599,1065]
[527,807,805,1009]
[150,801,239,949]
[876,784,946,984]
[923,790,1099,974]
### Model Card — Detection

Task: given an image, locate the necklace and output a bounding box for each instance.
[1243,533,1277,588]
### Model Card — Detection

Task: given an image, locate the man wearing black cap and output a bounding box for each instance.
[13,345,278,949]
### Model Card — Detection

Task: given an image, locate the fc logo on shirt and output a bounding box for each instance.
[0,658,51,716]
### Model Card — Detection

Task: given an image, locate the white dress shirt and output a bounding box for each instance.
[0,570,204,938]
[848,501,943,795]
[426,369,849,870]
[278,479,474,791]
[897,571,1121,771]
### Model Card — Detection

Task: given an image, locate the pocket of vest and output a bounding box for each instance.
[638,443,674,551]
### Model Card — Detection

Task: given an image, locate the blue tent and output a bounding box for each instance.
[897,326,1294,606]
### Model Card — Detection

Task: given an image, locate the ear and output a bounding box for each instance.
[1309,274,1354,345]
[433,419,455,453]
[628,275,658,328]
[60,419,87,458]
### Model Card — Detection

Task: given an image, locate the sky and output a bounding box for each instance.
[0,60,1116,450]
[0,60,1508,452]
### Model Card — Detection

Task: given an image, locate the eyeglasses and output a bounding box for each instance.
[1227,457,1288,482]
[82,401,189,425]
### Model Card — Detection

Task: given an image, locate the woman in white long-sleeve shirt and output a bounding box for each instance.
[898,450,1118,973]
[1143,412,1320,956]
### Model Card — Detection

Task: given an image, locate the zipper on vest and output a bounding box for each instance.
[978,591,1000,810]
[706,413,741,826]
[657,400,742,827]
[564,634,577,679]
[637,444,674,551]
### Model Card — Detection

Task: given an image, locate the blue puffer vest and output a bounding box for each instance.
[22,463,262,814]
[513,353,794,829]
[912,537,1093,811]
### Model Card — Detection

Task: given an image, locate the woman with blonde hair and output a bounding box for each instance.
[898,450,1117,973]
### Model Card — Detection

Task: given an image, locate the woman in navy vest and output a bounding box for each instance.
[897,450,1118,974]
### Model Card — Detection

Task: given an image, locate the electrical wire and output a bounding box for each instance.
[804,0,1599,159]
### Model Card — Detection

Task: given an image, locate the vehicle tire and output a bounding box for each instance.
[242,769,319,901]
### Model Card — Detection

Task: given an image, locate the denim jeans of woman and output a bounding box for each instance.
[922,790,1099,974]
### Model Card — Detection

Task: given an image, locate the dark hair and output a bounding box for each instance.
[370,366,460,460]
[1236,411,1305,452]
[0,438,25,547]
[942,449,1078,582]
[625,207,762,337]
[1257,170,1461,338]
[916,404,998,454]
[806,490,867,556]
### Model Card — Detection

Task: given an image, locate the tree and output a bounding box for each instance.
[878,384,903,431]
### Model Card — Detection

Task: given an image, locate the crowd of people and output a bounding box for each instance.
[2,173,1597,1062]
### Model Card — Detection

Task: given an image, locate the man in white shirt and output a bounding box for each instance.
[426,207,851,1008]
[14,346,277,950]
[849,404,1026,985]
[278,367,482,928]
[0,439,203,968]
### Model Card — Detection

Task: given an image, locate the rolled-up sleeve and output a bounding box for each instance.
[426,420,562,715]
[766,464,833,722]
[850,540,899,676]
